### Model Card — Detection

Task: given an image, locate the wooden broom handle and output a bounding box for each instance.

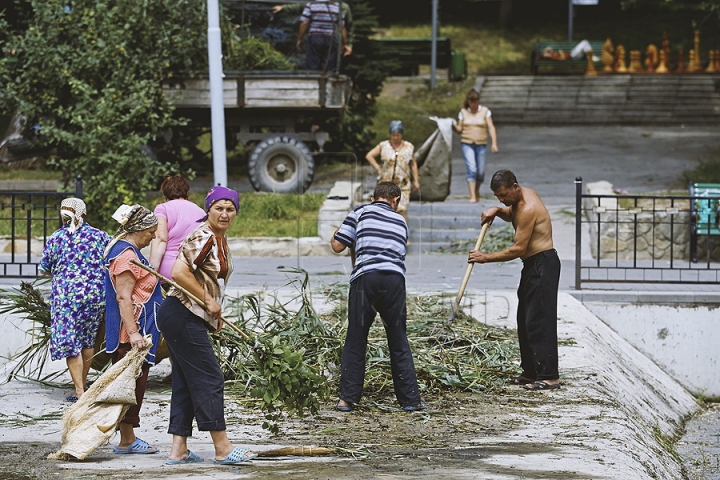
[129,259,249,340]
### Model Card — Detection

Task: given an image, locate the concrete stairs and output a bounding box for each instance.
[407,201,500,252]
[478,74,720,124]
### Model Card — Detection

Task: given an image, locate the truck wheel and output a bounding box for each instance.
[248,136,314,193]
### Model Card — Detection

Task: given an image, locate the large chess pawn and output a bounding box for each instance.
[629,50,643,73]
[601,38,615,73]
[676,50,686,73]
[688,50,700,73]
[707,51,716,73]
[656,50,669,73]
[585,50,598,76]
[615,45,628,73]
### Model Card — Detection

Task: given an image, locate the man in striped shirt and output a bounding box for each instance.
[331,182,425,412]
[296,0,351,71]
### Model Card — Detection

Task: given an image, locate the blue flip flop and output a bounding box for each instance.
[214,447,257,465]
[166,450,203,465]
[65,395,78,403]
[402,401,426,412]
[113,437,159,454]
[334,400,353,412]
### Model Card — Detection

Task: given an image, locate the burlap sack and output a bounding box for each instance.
[48,337,151,461]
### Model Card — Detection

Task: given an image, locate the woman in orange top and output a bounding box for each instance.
[104,204,162,455]
[453,89,499,203]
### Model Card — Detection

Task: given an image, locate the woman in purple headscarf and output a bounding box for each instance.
[157,186,257,466]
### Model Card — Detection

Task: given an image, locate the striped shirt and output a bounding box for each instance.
[334,201,407,282]
[301,1,344,37]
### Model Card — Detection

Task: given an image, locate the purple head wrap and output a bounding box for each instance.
[199,185,240,221]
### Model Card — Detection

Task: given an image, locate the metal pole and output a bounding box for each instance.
[208,0,228,186]
[575,176,582,290]
[75,175,83,199]
[430,0,438,90]
[568,0,573,42]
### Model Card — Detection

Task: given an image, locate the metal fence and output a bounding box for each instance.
[0,176,82,278]
[574,177,720,289]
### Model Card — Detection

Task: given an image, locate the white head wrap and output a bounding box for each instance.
[60,197,86,234]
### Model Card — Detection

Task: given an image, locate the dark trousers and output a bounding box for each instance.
[112,344,150,428]
[157,296,226,436]
[339,271,422,406]
[306,34,338,71]
[516,249,561,381]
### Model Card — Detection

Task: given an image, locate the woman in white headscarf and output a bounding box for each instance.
[39,197,111,403]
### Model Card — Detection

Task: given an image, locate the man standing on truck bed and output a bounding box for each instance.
[296,1,351,71]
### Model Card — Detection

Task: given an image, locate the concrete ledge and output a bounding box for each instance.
[568,290,720,304]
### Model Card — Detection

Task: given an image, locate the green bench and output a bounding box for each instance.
[531,40,603,75]
[372,37,462,78]
[690,182,720,263]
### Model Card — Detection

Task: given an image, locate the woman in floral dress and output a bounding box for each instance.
[364,120,420,224]
[39,197,111,402]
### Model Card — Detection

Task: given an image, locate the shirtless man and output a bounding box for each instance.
[468,169,561,391]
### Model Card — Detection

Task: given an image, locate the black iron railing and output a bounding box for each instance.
[575,177,720,289]
[0,176,82,278]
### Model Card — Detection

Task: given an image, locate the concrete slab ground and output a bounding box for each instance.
[0,292,700,479]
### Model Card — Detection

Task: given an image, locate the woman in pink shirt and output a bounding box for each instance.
[150,176,205,284]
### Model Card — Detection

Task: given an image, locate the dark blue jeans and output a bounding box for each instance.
[517,249,561,381]
[306,34,338,71]
[157,296,226,436]
[339,271,422,407]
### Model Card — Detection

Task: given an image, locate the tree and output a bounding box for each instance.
[0,1,216,227]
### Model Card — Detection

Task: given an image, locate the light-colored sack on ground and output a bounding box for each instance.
[47,337,151,461]
[410,116,453,202]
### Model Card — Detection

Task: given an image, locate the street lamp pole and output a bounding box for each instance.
[430,0,438,90]
[208,0,228,186]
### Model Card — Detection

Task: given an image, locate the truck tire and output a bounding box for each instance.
[248,136,314,193]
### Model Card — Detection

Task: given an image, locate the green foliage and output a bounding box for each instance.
[324,0,392,158]
[0,1,291,229]
[250,336,327,434]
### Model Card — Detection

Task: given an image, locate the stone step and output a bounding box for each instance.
[479,73,720,125]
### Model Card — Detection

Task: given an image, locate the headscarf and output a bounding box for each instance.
[198,185,240,222]
[60,197,86,234]
[389,120,404,134]
[104,204,158,256]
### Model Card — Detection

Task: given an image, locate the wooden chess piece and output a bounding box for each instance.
[693,30,701,71]
[585,50,597,76]
[688,49,700,73]
[706,50,716,73]
[628,50,642,73]
[715,49,720,70]
[645,44,658,73]
[601,38,615,73]
[615,45,628,73]
[656,50,668,73]
[676,50,686,73]
[661,31,670,70]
